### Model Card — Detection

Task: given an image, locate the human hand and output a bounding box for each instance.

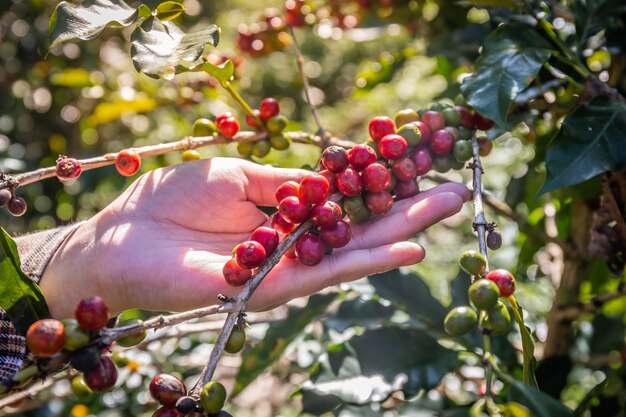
[40,157,469,318]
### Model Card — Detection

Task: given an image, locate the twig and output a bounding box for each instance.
[0,370,74,410]
[554,282,626,322]
[288,26,324,134]
[469,138,489,265]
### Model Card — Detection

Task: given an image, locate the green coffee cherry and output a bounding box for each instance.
[453,140,473,162]
[469,279,500,311]
[444,306,478,336]
[459,250,487,276]
[112,351,130,367]
[200,381,227,413]
[62,319,90,351]
[116,319,147,347]
[397,123,422,147]
[395,108,419,127]
[224,325,246,354]
[71,375,93,398]
[182,149,202,162]
[269,134,290,150]
[237,141,254,156]
[193,118,217,137]
[480,300,511,335]
[252,140,271,158]
[266,115,288,135]
[442,107,461,126]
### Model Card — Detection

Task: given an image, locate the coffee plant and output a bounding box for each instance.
[0,1,625,416]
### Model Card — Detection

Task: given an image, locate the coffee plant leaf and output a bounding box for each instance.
[155,1,186,21]
[195,60,235,84]
[539,98,626,195]
[324,298,395,333]
[571,0,626,48]
[49,0,137,49]
[234,293,337,396]
[130,16,219,79]
[461,23,554,128]
[0,228,50,336]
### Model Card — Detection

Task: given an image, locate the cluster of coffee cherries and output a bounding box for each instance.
[238,98,290,157]
[0,186,27,217]
[444,251,516,337]
[193,112,241,141]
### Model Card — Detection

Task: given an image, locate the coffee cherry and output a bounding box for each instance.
[321,146,349,173]
[193,118,217,137]
[26,319,65,357]
[200,381,227,414]
[362,163,391,192]
[116,318,147,347]
[320,220,351,248]
[235,241,267,269]
[299,174,330,205]
[296,233,325,266]
[225,325,246,354]
[216,116,240,138]
[275,181,299,204]
[252,140,271,157]
[150,374,187,407]
[245,109,262,129]
[364,191,394,214]
[279,196,311,224]
[215,112,232,126]
[422,110,446,131]
[429,129,455,155]
[459,250,487,276]
[386,173,398,193]
[444,126,459,142]
[311,201,342,227]
[115,149,141,176]
[379,134,408,160]
[478,137,493,156]
[336,168,363,197]
[444,306,477,336]
[344,195,366,215]
[454,106,473,128]
[70,347,101,372]
[441,107,461,127]
[8,196,27,216]
[394,180,419,200]
[394,108,419,127]
[368,116,396,142]
[70,375,93,398]
[112,351,129,367]
[237,141,254,156]
[267,115,288,135]
[410,149,432,176]
[62,319,90,351]
[457,126,473,140]
[182,150,202,162]
[75,296,109,331]
[223,258,253,287]
[473,112,495,131]
[250,226,279,255]
[269,134,290,150]
[346,206,371,224]
[347,144,377,171]
[270,213,296,234]
[84,356,118,392]
[153,407,183,417]
[487,230,502,250]
[284,244,298,259]
[175,396,198,415]
[392,157,418,182]
[469,279,500,311]
[485,269,516,297]
[412,121,432,145]
[56,157,82,181]
[453,140,472,162]
[259,98,280,120]
[480,300,510,335]
[318,170,337,195]
[396,122,422,147]
[0,189,11,207]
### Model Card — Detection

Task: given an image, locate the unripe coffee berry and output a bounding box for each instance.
[62,319,90,351]
[259,98,280,120]
[26,319,66,357]
[150,373,187,407]
[364,191,394,214]
[56,157,82,181]
[321,146,349,173]
[223,258,253,287]
[453,140,472,162]
[394,108,419,127]
[75,296,109,331]
[442,107,461,127]
[311,201,342,227]
[250,226,279,255]
[459,250,487,276]
[295,233,325,266]
[224,325,246,354]
[485,269,516,297]
[444,306,477,336]
[83,356,118,392]
[362,163,391,192]
[336,168,363,197]
[480,300,510,335]
[115,149,141,176]
[279,196,310,224]
[396,122,423,147]
[320,220,351,248]
[379,134,408,160]
[216,115,240,138]
[116,318,147,347]
[368,116,396,142]
[70,375,93,398]
[200,381,227,413]
[193,118,216,137]
[299,173,330,205]
[8,196,27,216]
[275,180,300,203]
[413,121,432,144]
[347,144,377,171]
[235,241,267,269]
[182,150,202,162]
[270,213,296,234]
[469,279,500,311]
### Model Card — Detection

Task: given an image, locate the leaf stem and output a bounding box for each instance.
[221,80,258,120]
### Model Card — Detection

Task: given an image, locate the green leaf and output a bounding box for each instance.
[460,23,554,128]
[539,98,626,195]
[137,4,152,19]
[130,17,220,79]
[195,60,235,84]
[234,293,336,395]
[155,1,186,21]
[84,97,158,127]
[49,0,137,49]
[0,228,50,335]
[506,296,537,387]
[572,0,626,48]
[325,298,394,332]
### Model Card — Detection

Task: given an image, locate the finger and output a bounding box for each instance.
[345,191,465,251]
[238,159,308,206]
[250,241,425,310]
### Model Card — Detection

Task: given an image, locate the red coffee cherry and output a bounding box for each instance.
[259,98,280,120]
[379,134,408,160]
[429,129,455,155]
[153,407,183,417]
[115,149,141,176]
[295,233,325,266]
[478,137,493,156]
[285,0,306,27]
[362,163,391,192]
[392,157,418,182]
[246,109,262,129]
[336,168,363,197]
[368,116,396,142]
[216,115,240,138]
[279,196,311,224]
[364,191,394,214]
[223,258,253,287]
[26,319,65,357]
[321,146,349,173]
[150,373,187,408]
[421,110,445,131]
[410,149,433,176]
[8,196,27,216]
[320,220,351,248]
[250,226,279,255]
[311,201,343,227]
[455,106,473,128]
[275,181,300,204]
[270,213,296,234]
[485,269,516,297]
[56,157,82,181]
[473,112,495,131]
[75,296,109,331]
[413,121,432,145]
[394,180,419,200]
[347,144,377,171]
[83,356,118,392]
[215,112,233,126]
[235,241,267,269]
[299,174,330,205]
[318,170,337,195]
